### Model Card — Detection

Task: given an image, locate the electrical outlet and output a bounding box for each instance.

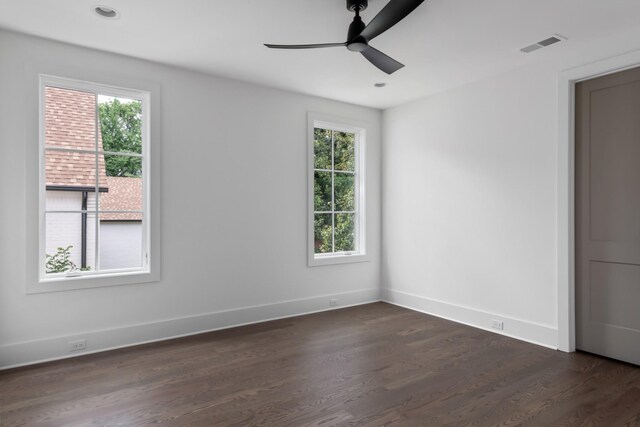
[490,319,504,330]
[69,339,86,352]
[329,299,339,307]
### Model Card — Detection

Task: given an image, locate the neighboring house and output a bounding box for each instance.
[45,86,142,271]
[99,176,143,270]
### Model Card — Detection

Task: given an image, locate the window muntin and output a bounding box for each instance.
[310,119,366,265]
[40,76,149,282]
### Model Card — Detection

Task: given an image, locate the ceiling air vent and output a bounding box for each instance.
[519,34,565,54]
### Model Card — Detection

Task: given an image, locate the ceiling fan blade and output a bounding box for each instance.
[360,46,404,74]
[359,0,425,42]
[264,42,347,49]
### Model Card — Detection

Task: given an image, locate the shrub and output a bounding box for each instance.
[45,246,78,273]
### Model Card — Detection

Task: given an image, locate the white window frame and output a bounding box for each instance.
[31,74,155,293]
[308,113,368,266]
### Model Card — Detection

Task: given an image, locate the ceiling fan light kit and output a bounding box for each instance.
[264,0,425,75]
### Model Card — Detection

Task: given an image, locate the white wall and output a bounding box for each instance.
[382,27,640,349]
[0,30,381,367]
[382,65,559,346]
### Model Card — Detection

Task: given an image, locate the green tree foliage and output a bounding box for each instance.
[335,214,355,252]
[334,173,354,211]
[314,171,332,211]
[314,214,333,254]
[333,131,355,171]
[98,98,143,177]
[313,129,356,253]
[314,128,332,169]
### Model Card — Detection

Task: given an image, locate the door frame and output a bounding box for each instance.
[557,50,640,352]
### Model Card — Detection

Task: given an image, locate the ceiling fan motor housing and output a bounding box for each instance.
[347,20,368,51]
[347,0,368,12]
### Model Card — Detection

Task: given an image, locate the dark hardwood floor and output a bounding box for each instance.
[1,302,640,426]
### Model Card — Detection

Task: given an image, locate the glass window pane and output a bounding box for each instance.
[98,95,143,155]
[335,213,356,252]
[314,171,332,212]
[45,151,108,211]
[99,212,143,270]
[102,154,142,179]
[334,172,355,212]
[45,151,99,189]
[333,131,355,171]
[314,128,332,170]
[99,172,143,214]
[314,214,333,254]
[45,86,97,151]
[45,212,96,274]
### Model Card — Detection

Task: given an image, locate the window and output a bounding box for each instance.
[38,75,151,287]
[308,115,367,266]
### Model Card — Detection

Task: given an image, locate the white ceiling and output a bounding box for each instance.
[2,0,640,109]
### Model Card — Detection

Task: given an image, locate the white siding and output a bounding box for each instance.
[100,222,142,270]
[46,190,81,211]
[45,191,81,268]
[45,190,96,271]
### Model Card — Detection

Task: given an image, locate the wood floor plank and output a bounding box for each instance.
[1,303,640,426]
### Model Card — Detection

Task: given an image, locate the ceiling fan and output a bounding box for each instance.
[264,0,425,75]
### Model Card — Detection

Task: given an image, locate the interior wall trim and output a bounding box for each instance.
[557,48,640,352]
[0,288,381,370]
[383,288,558,350]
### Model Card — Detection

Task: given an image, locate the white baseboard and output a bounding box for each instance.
[383,288,558,350]
[0,288,381,370]
[1,288,559,370]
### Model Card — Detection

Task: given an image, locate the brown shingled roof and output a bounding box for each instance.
[100,177,143,221]
[45,86,108,189]
[45,86,143,221]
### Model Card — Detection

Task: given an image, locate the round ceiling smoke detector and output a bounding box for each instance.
[374,83,387,88]
[92,5,119,19]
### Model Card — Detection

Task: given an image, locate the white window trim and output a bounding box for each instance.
[27,74,158,293]
[308,112,369,267]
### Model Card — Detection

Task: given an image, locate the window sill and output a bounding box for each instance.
[28,269,159,294]
[308,253,370,267]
